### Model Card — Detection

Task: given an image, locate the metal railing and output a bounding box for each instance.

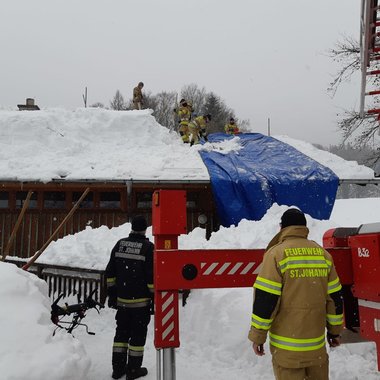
[5,258,106,304]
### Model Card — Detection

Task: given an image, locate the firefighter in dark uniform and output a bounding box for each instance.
[106,215,154,380]
[248,209,343,380]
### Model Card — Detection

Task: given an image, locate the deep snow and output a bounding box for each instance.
[2,200,380,380]
[1,108,380,379]
[0,108,375,182]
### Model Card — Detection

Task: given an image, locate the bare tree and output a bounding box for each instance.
[126,91,158,111]
[180,83,207,116]
[338,109,379,147]
[328,36,380,153]
[179,84,251,133]
[110,90,126,110]
[336,109,379,172]
[327,36,360,97]
[238,119,251,133]
[119,82,248,134]
[152,91,177,130]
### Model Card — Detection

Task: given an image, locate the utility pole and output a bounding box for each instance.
[82,87,88,108]
[267,117,271,136]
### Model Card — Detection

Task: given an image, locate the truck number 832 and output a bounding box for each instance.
[357,247,370,258]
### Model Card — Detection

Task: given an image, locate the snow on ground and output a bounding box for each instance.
[0,263,90,380]
[0,108,375,182]
[2,199,380,379]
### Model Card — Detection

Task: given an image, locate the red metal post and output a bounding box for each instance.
[152,190,187,349]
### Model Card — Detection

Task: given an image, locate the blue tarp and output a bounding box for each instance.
[199,133,339,227]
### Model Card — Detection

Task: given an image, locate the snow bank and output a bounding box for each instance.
[0,262,90,380]
[29,199,380,270]
[26,202,336,270]
[0,108,208,182]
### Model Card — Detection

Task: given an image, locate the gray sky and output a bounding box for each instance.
[0,0,360,146]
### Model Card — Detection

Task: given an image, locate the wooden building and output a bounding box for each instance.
[0,179,218,260]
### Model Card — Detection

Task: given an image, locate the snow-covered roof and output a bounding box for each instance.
[0,108,375,183]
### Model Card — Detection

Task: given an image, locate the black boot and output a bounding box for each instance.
[112,367,126,379]
[126,367,148,379]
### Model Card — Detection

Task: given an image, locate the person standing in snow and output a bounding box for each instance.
[106,215,154,380]
[133,82,144,110]
[188,114,211,146]
[248,208,343,380]
[224,117,240,135]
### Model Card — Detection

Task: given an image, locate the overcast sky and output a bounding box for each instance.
[0,0,360,146]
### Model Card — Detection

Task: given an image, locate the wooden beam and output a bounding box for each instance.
[1,190,33,261]
[22,188,90,271]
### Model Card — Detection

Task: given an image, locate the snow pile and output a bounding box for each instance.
[0,108,208,182]
[0,108,374,183]
[28,198,380,271]
[0,262,90,380]
[27,203,332,270]
[198,135,243,155]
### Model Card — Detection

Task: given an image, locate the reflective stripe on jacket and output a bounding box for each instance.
[105,233,154,306]
[248,225,343,368]
[178,106,191,122]
[189,116,206,131]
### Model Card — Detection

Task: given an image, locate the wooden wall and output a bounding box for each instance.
[0,181,218,259]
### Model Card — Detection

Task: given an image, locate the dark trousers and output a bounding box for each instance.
[112,307,151,371]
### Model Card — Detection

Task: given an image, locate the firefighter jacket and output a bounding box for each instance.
[248,226,343,368]
[224,123,240,135]
[189,116,207,136]
[105,233,154,309]
[133,86,143,103]
[178,105,191,125]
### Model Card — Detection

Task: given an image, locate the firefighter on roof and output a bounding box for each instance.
[133,82,144,110]
[224,117,240,135]
[175,99,192,143]
[188,114,211,146]
[248,208,343,380]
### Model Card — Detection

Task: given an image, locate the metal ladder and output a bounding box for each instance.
[360,0,380,120]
